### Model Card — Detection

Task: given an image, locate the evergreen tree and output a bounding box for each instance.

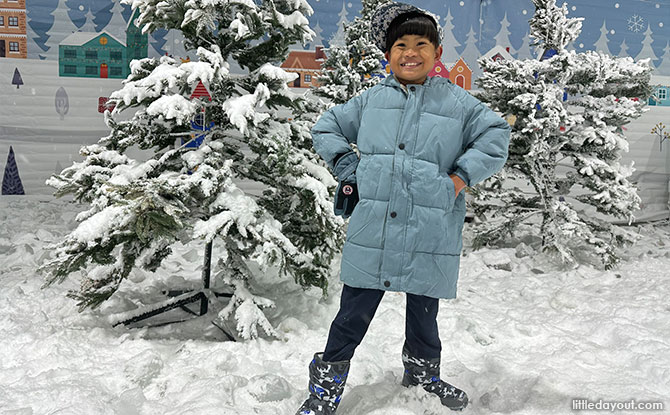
[11,68,23,88]
[636,24,659,63]
[79,8,98,32]
[328,0,349,48]
[516,31,535,59]
[2,146,25,195]
[41,0,345,339]
[148,29,169,57]
[313,0,391,105]
[44,0,79,60]
[308,20,324,49]
[471,0,652,268]
[594,20,611,55]
[165,29,188,59]
[656,40,670,75]
[102,0,129,43]
[26,19,47,59]
[441,7,461,64]
[493,13,514,55]
[460,26,483,80]
[618,38,629,58]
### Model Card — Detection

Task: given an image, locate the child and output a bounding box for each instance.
[297,3,511,414]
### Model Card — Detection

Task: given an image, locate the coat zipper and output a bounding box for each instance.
[377,85,410,277]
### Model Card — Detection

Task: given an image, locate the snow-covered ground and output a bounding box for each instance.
[1,196,669,415]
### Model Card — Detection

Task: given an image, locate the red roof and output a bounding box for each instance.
[280,51,323,71]
[190,80,212,101]
[429,61,449,78]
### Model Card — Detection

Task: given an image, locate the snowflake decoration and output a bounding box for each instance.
[628,14,645,32]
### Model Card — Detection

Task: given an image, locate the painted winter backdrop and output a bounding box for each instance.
[5,0,670,83]
[20,0,670,68]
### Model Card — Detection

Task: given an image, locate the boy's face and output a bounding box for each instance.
[385,34,442,85]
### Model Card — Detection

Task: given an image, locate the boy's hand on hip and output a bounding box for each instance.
[334,176,359,218]
[450,175,466,197]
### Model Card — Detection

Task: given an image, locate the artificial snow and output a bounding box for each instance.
[146,95,200,125]
[259,63,299,84]
[230,13,251,40]
[1,196,669,414]
[222,84,271,135]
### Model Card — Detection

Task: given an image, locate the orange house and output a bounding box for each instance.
[448,58,472,90]
[0,0,27,59]
[280,47,326,88]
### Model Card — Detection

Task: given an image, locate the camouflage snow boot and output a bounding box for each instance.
[296,353,350,415]
[401,347,469,411]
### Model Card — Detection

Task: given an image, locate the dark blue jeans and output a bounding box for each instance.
[323,284,441,362]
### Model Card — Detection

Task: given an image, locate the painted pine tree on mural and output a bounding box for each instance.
[471,0,652,268]
[41,0,345,339]
[2,147,25,195]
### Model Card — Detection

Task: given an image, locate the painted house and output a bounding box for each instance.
[125,9,147,62]
[482,45,513,63]
[429,60,449,79]
[58,9,147,79]
[448,58,472,90]
[280,47,325,88]
[649,76,670,107]
[185,80,213,149]
[59,32,127,78]
[0,0,26,59]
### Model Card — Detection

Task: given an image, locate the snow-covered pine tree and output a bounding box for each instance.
[40,0,345,339]
[471,0,652,268]
[312,0,391,105]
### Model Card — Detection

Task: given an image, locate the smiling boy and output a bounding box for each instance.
[296,3,511,414]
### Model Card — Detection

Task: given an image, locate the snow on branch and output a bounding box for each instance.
[530,0,583,52]
[222,83,271,135]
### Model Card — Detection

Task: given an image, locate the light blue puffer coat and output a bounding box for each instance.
[312,75,510,299]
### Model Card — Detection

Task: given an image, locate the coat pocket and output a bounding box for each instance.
[345,199,386,249]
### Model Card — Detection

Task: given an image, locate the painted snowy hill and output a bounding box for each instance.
[1,196,668,414]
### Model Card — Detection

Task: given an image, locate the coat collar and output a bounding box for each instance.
[381,75,435,92]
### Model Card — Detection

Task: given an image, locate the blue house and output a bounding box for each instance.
[58,10,147,79]
[59,32,128,78]
[649,84,670,107]
[125,9,148,63]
